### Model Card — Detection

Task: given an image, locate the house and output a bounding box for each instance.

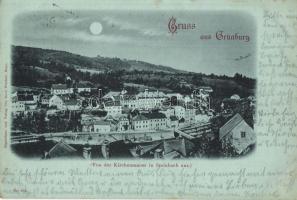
[133,114,151,131]
[40,94,52,106]
[136,90,166,99]
[219,113,256,154]
[49,95,66,110]
[16,90,41,102]
[169,116,179,129]
[93,121,111,133]
[147,113,167,130]
[118,115,130,131]
[15,94,37,110]
[104,101,122,117]
[51,84,73,95]
[81,114,101,124]
[184,107,196,124]
[11,96,25,113]
[173,106,185,120]
[132,112,167,131]
[120,95,138,109]
[81,114,102,132]
[64,99,81,110]
[77,82,92,93]
[136,90,167,109]
[49,95,80,110]
[81,121,94,132]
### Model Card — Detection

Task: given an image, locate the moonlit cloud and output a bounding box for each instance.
[102,16,166,37]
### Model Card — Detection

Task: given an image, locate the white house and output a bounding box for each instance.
[51,84,73,95]
[136,90,167,109]
[13,94,38,111]
[77,82,92,93]
[11,96,25,113]
[132,112,167,131]
[219,113,256,154]
[41,94,52,106]
[93,121,111,133]
[118,115,130,131]
[64,99,81,110]
[104,101,122,117]
[81,114,101,125]
[120,96,138,109]
[169,116,179,129]
[136,90,166,99]
[184,107,196,124]
[49,95,66,110]
[173,106,185,120]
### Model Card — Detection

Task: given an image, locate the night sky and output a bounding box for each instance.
[13,10,256,78]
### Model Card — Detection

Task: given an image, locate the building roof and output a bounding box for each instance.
[137,90,166,99]
[163,138,187,156]
[144,112,167,119]
[17,94,34,102]
[133,112,167,121]
[51,84,68,90]
[103,91,121,99]
[16,90,40,96]
[133,114,148,121]
[121,95,137,100]
[119,115,129,121]
[219,113,244,140]
[48,140,77,158]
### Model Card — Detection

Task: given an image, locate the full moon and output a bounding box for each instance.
[89,22,103,35]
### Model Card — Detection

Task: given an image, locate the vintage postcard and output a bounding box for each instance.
[0,0,297,199]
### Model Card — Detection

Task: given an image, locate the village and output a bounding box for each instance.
[11,75,256,159]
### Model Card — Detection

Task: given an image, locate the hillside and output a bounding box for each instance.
[11,45,256,112]
[12,45,183,74]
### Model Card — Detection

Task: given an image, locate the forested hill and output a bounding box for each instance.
[12,45,184,73]
[11,45,256,107]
